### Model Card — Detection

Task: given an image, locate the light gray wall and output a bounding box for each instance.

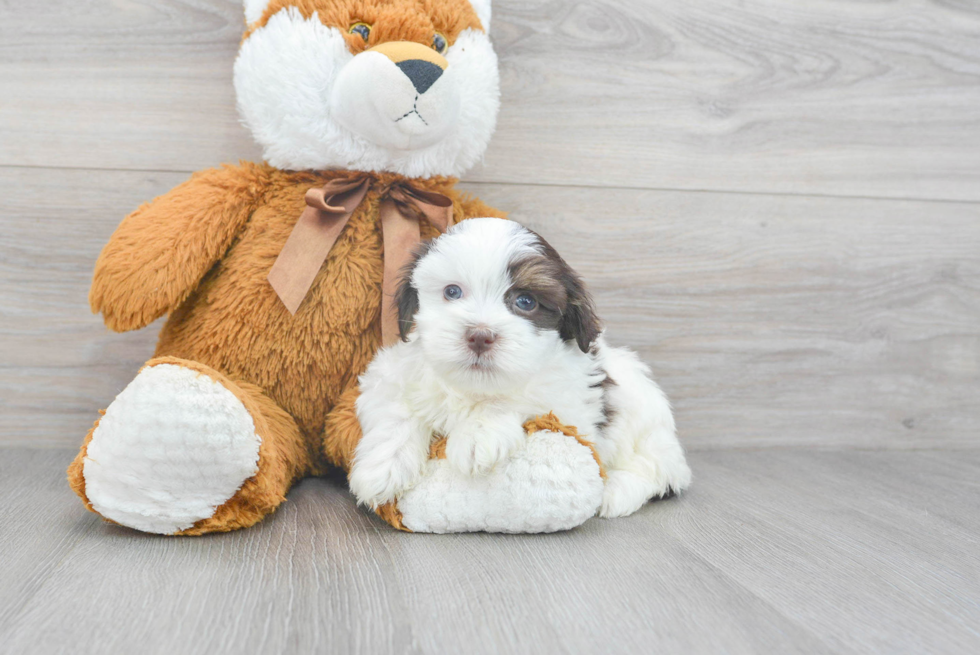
[2,0,978,447]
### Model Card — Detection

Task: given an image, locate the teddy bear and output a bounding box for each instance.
[66,0,623,535]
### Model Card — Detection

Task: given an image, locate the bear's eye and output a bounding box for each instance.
[432,32,448,55]
[514,293,537,312]
[444,284,463,301]
[349,22,371,42]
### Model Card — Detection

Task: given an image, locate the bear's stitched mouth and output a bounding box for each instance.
[395,95,429,126]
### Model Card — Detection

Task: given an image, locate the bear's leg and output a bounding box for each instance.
[67,357,311,535]
[322,381,362,474]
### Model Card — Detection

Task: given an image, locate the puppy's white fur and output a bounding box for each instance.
[350,218,691,518]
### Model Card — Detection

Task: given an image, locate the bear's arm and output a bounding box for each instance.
[90,163,272,332]
[454,194,508,222]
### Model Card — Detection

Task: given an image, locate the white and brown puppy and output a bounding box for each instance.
[350,218,691,518]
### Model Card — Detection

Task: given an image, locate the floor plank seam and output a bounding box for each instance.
[2,163,978,207]
[459,180,980,207]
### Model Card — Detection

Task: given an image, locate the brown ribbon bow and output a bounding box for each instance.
[267,176,454,345]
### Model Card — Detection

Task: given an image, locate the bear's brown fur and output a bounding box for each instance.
[68,164,505,534]
[244,0,484,46]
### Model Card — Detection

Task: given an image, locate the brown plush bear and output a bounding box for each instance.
[67,0,627,535]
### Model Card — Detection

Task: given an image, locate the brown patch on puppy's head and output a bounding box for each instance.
[507,232,601,353]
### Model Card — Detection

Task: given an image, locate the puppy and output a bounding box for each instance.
[349,218,691,518]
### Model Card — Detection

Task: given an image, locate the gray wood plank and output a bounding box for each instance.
[0,166,173,445]
[0,448,98,631]
[6,475,834,655]
[499,182,980,450]
[1,447,978,654]
[0,0,260,171]
[665,450,980,655]
[1,1,979,200]
[2,166,978,449]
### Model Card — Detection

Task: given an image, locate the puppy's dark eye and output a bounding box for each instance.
[432,32,448,54]
[444,284,463,300]
[514,293,537,311]
[349,22,371,41]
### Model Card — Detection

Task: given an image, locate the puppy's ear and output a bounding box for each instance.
[559,272,602,352]
[395,242,433,342]
[530,231,602,353]
[395,281,419,342]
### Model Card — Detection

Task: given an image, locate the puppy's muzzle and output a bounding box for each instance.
[369,41,448,95]
[465,327,497,356]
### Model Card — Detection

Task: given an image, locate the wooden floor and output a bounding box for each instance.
[2,0,980,653]
[0,447,976,655]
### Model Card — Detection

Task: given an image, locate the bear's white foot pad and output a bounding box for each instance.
[396,430,604,534]
[83,363,261,534]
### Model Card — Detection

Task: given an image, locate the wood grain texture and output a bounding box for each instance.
[3,167,978,448]
[0,449,100,632]
[3,2,979,652]
[498,182,980,449]
[1,447,977,654]
[1,1,979,200]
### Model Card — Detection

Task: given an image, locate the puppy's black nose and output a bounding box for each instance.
[465,328,497,356]
[396,59,443,94]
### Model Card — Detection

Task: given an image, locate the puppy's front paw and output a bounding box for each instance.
[446,415,525,475]
[349,443,427,509]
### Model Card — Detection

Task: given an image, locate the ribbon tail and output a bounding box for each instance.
[268,178,369,314]
[268,208,352,315]
[380,198,423,346]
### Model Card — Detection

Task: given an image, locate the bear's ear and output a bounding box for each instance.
[470,0,492,31]
[243,0,271,25]
[395,242,434,342]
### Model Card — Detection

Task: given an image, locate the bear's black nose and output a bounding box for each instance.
[396,59,443,94]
